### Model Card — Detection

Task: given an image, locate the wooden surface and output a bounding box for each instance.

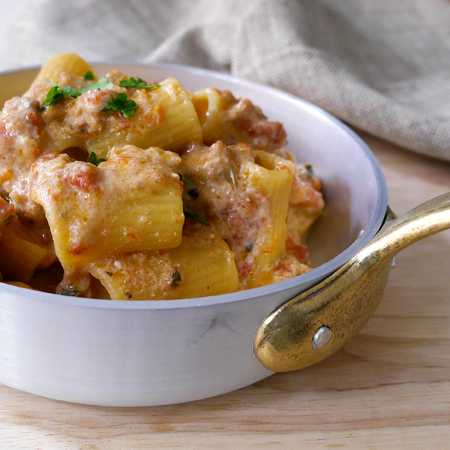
[0,133,449,450]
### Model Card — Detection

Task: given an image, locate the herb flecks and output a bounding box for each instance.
[44,81,139,117]
[42,85,80,107]
[83,70,95,81]
[119,77,160,91]
[88,152,106,166]
[42,78,114,108]
[184,208,209,225]
[171,270,182,287]
[42,86,64,107]
[102,93,138,118]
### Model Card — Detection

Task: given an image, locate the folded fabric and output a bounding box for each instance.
[2,0,449,161]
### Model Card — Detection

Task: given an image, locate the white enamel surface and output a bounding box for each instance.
[0,64,387,406]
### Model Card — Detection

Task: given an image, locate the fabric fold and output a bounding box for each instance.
[2,0,449,160]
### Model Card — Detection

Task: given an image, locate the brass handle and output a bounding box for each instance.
[255,192,450,373]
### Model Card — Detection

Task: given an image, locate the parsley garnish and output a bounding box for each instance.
[171,270,182,287]
[83,70,95,81]
[102,93,138,118]
[88,152,106,166]
[42,79,114,108]
[119,77,160,90]
[42,85,81,107]
[184,209,209,225]
[43,81,138,118]
[42,86,65,107]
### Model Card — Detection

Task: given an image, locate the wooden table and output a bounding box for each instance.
[0,134,449,450]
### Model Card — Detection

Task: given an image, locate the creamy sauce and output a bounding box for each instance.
[0,63,325,298]
[180,141,321,286]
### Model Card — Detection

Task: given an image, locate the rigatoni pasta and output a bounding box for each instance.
[242,161,293,287]
[0,53,324,299]
[27,52,95,96]
[88,225,239,300]
[31,146,184,271]
[0,219,52,281]
[192,88,286,150]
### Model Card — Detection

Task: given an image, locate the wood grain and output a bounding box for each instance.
[0,133,449,450]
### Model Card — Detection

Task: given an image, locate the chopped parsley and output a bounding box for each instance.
[83,70,95,81]
[42,85,80,107]
[43,81,138,118]
[119,77,160,91]
[42,86,64,107]
[102,93,138,118]
[171,270,182,287]
[88,152,106,166]
[184,208,209,225]
[41,78,114,108]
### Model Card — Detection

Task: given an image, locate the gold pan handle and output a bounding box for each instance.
[254,192,450,373]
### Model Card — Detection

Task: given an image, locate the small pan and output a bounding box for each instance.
[0,64,448,406]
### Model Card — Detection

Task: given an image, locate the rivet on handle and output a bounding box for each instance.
[312,326,333,351]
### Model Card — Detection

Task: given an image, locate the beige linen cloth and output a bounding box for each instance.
[1,0,449,161]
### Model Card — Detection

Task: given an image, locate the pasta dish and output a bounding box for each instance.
[0,53,324,300]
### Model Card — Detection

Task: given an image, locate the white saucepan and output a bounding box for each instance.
[0,63,390,406]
